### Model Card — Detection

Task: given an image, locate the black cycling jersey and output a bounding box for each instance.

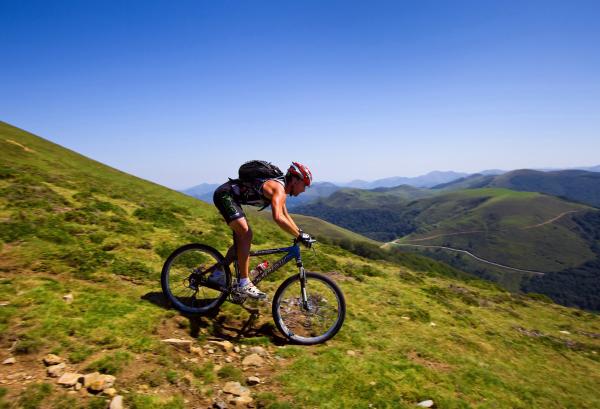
[213,177,284,224]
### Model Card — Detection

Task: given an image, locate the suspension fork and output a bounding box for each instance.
[297,258,309,309]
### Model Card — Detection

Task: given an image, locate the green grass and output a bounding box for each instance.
[1,121,599,408]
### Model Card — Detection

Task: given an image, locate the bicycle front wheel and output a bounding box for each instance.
[272,272,346,345]
[161,243,231,314]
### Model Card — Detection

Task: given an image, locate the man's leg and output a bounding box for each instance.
[227,217,266,299]
[227,217,252,280]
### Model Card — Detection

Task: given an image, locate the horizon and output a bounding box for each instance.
[2,1,599,189]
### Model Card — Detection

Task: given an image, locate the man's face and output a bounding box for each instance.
[290,178,307,197]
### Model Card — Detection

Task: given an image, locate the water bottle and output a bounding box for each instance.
[249,260,269,281]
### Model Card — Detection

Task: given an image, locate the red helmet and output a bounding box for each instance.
[287,162,313,186]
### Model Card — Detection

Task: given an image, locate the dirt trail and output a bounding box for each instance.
[406,210,581,243]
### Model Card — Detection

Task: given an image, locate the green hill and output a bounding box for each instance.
[293,182,600,309]
[1,121,600,408]
[433,169,600,208]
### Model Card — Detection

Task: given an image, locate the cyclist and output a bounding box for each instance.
[213,162,314,299]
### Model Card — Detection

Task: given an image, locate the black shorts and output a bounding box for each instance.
[213,182,246,224]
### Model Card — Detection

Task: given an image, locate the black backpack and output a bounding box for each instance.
[238,160,283,182]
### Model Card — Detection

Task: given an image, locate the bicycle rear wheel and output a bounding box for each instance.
[272,272,346,345]
[161,243,231,314]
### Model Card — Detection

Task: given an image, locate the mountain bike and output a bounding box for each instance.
[160,238,346,345]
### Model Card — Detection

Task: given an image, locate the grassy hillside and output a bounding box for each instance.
[1,121,600,408]
[434,169,600,208]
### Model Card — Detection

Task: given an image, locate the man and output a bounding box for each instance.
[213,161,314,299]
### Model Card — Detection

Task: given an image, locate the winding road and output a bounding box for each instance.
[386,210,582,275]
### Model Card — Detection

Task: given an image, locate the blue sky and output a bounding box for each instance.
[1,1,599,189]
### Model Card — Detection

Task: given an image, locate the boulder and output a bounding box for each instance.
[161,338,192,352]
[83,372,101,388]
[223,381,250,397]
[109,395,124,409]
[43,354,63,366]
[230,395,253,407]
[242,353,264,367]
[58,373,82,387]
[248,346,267,356]
[210,340,234,353]
[104,387,117,397]
[47,363,67,378]
[89,374,116,392]
[246,376,260,386]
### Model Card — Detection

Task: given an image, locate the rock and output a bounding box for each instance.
[208,349,215,354]
[109,395,124,409]
[89,374,116,392]
[191,346,204,357]
[242,353,264,367]
[401,316,411,321]
[346,350,356,356]
[210,340,235,353]
[161,338,192,352]
[231,395,253,407]
[63,293,74,303]
[223,381,250,397]
[369,381,376,386]
[83,372,101,388]
[417,400,434,407]
[58,373,82,387]
[213,400,228,409]
[559,330,571,335]
[43,354,63,366]
[246,376,260,386]
[429,322,437,327]
[225,357,233,363]
[47,363,67,377]
[104,387,117,397]
[74,382,82,391]
[249,346,267,356]
[2,357,15,365]
[234,346,241,353]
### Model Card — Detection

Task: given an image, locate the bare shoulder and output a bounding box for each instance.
[262,179,285,199]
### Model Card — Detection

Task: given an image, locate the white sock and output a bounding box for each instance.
[239,278,250,286]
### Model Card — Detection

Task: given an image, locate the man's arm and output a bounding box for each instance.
[263,181,300,237]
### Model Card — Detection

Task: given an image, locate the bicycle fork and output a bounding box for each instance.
[297,258,309,310]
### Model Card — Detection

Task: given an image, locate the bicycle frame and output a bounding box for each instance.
[232,243,310,308]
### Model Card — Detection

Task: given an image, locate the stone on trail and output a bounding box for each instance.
[104,387,117,397]
[161,338,192,352]
[89,374,116,392]
[109,395,124,409]
[230,395,254,407]
[83,372,101,388]
[249,346,267,356]
[2,357,15,365]
[241,353,264,367]
[246,376,260,386]
[58,372,82,387]
[43,354,63,366]
[417,400,435,407]
[213,399,228,409]
[223,381,250,397]
[47,362,67,377]
[210,340,235,353]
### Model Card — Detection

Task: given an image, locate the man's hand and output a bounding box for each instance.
[297,231,314,248]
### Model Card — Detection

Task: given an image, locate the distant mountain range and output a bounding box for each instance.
[183,166,600,207]
[291,168,600,310]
